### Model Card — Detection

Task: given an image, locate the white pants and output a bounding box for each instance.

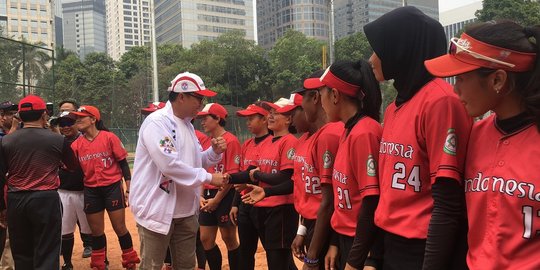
[58,189,91,235]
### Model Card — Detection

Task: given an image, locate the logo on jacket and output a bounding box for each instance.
[287,148,296,160]
[234,155,240,165]
[159,136,176,154]
[367,154,377,177]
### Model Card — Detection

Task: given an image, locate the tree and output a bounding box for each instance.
[268,30,325,99]
[475,0,540,26]
[0,37,19,102]
[11,40,52,95]
[334,32,372,62]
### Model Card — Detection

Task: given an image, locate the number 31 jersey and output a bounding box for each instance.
[374,78,472,239]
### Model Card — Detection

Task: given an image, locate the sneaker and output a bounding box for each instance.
[61,264,74,270]
[162,264,173,270]
[83,246,92,258]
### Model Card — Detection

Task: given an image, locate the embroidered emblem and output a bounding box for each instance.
[287,148,296,160]
[323,150,333,169]
[367,154,377,177]
[181,82,189,90]
[159,179,172,194]
[444,128,457,156]
[159,136,176,154]
[234,155,241,165]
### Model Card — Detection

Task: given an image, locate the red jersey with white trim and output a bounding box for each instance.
[202,131,241,189]
[464,115,540,270]
[254,133,297,207]
[71,131,128,187]
[330,117,381,237]
[294,122,344,219]
[240,135,273,171]
[374,78,472,239]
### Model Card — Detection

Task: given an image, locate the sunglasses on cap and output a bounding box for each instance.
[59,120,75,127]
[449,37,515,68]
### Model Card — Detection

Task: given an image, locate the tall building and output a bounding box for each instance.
[4,0,55,48]
[256,0,329,49]
[440,1,481,42]
[62,0,107,58]
[0,0,7,32]
[334,0,439,40]
[105,0,151,60]
[154,0,255,48]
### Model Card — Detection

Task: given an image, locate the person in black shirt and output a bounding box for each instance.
[0,95,78,270]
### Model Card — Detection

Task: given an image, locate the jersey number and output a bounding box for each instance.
[337,186,352,210]
[302,167,321,194]
[522,206,540,239]
[214,164,224,173]
[101,157,113,168]
[391,162,421,192]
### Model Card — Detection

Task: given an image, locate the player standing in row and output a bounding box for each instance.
[425,20,540,270]
[70,106,140,270]
[197,103,241,270]
[229,102,272,270]
[364,6,472,270]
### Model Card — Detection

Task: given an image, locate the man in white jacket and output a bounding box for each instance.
[130,72,228,270]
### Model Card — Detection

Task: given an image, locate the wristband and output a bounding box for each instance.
[304,256,319,265]
[297,224,307,236]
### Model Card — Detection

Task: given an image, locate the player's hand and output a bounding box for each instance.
[210,173,227,187]
[0,210,6,229]
[291,234,306,260]
[362,266,376,270]
[201,198,218,212]
[233,184,248,192]
[230,206,239,226]
[248,167,260,182]
[199,197,208,209]
[211,137,227,154]
[344,263,358,270]
[325,245,338,270]
[241,184,265,204]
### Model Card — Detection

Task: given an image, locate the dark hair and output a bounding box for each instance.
[279,109,298,134]
[168,92,179,102]
[304,69,325,98]
[96,120,109,131]
[58,99,79,110]
[19,110,45,122]
[209,114,227,127]
[329,60,382,122]
[466,20,540,130]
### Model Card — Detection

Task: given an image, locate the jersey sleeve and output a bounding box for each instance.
[351,128,381,199]
[239,139,251,171]
[224,136,241,174]
[424,96,472,184]
[279,135,297,170]
[108,132,128,161]
[314,131,341,184]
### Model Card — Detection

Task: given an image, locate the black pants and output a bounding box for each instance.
[383,231,426,270]
[237,202,258,270]
[7,190,62,270]
[337,233,354,270]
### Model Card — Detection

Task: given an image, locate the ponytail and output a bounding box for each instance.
[522,25,540,130]
[96,120,109,132]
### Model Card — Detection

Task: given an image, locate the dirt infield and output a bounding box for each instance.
[70,208,303,269]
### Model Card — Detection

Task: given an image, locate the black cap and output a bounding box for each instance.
[0,101,17,111]
[292,87,306,94]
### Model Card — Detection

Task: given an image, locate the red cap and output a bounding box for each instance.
[236,104,269,117]
[276,94,303,114]
[197,103,228,119]
[320,67,365,98]
[70,105,101,121]
[262,97,291,111]
[303,77,325,90]
[141,102,166,115]
[425,33,537,77]
[169,72,217,97]
[18,95,46,112]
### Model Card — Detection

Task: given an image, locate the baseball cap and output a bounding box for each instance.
[57,111,76,120]
[425,33,537,77]
[236,104,269,117]
[18,95,46,112]
[70,105,101,121]
[262,97,292,111]
[168,72,217,97]
[197,103,228,119]
[276,94,303,114]
[141,101,166,115]
[0,101,17,111]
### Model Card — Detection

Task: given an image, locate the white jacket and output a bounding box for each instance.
[130,101,222,235]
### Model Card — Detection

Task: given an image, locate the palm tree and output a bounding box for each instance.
[11,38,52,95]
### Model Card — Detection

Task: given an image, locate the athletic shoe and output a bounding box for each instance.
[61,263,74,270]
[83,246,93,258]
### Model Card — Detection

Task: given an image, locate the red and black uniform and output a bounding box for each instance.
[464,115,540,270]
[1,128,78,269]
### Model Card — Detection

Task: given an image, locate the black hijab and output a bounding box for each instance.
[364,6,447,106]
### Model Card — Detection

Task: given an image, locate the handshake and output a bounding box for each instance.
[209,172,231,187]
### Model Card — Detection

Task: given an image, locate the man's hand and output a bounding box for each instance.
[211,137,227,154]
[291,234,306,260]
[325,245,338,270]
[210,173,228,187]
[201,198,218,212]
[241,184,265,204]
[249,167,260,182]
[200,197,208,209]
[230,206,239,226]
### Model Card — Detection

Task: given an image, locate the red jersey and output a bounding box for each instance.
[195,130,211,147]
[464,116,540,270]
[294,122,344,219]
[71,131,128,187]
[202,131,241,189]
[254,133,297,207]
[330,117,381,237]
[240,134,273,171]
[374,78,472,239]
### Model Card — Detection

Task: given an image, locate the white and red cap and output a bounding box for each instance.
[169,72,217,97]
[141,101,166,115]
[236,104,269,117]
[197,103,228,119]
[276,93,303,114]
[262,97,291,111]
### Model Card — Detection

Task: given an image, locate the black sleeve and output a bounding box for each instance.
[346,195,380,268]
[232,191,241,207]
[253,169,293,186]
[61,138,79,171]
[118,159,131,181]
[263,179,293,197]
[0,138,5,210]
[228,165,257,184]
[422,178,465,270]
